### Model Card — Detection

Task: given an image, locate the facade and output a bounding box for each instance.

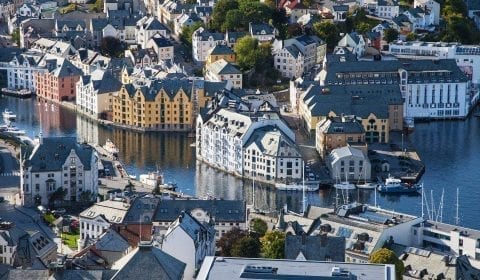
[206,44,236,66]
[136,16,169,49]
[20,137,98,207]
[225,31,247,48]
[76,70,122,120]
[318,58,470,120]
[316,116,365,159]
[197,257,396,280]
[153,199,246,241]
[204,59,242,89]
[332,5,348,22]
[6,51,43,92]
[274,45,304,79]
[78,200,130,247]
[249,22,276,43]
[192,27,225,62]
[373,0,399,19]
[413,0,440,25]
[337,32,366,58]
[145,35,174,60]
[327,146,371,181]
[401,7,435,31]
[284,235,346,262]
[161,212,215,280]
[196,108,299,181]
[35,56,82,102]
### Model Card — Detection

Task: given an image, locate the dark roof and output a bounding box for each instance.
[50,270,117,280]
[123,196,160,223]
[456,255,480,278]
[172,212,215,242]
[466,0,480,11]
[111,243,185,280]
[332,5,349,11]
[52,59,82,77]
[284,235,346,262]
[226,31,247,43]
[303,84,403,119]
[318,116,365,134]
[143,17,168,31]
[194,28,224,41]
[285,45,302,58]
[95,229,130,252]
[209,44,234,56]
[249,22,275,36]
[153,199,246,223]
[0,47,22,62]
[149,36,173,48]
[26,137,96,172]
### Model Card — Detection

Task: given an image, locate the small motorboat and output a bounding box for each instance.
[356,182,378,189]
[333,182,356,190]
[377,176,422,194]
[3,110,16,121]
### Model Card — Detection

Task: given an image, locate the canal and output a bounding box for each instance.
[2,96,480,229]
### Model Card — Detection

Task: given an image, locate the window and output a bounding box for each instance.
[35,184,40,191]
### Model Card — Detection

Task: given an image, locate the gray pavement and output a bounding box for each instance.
[0,142,20,189]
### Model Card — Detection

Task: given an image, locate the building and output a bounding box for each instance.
[327,146,371,181]
[76,70,123,120]
[204,59,242,89]
[136,16,169,49]
[78,199,130,248]
[318,58,470,120]
[145,34,174,60]
[174,11,202,36]
[413,0,440,25]
[337,32,366,58]
[0,221,57,268]
[316,115,365,159]
[206,44,235,66]
[35,55,82,102]
[299,84,403,140]
[249,22,277,43]
[20,136,98,207]
[196,257,396,280]
[111,242,185,280]
[466,0,480,30]
[274,45,304,79]
[192,27,225,62]
[285,235,346,262]
[196,108,298,180]
[225,31,247,48]
[93,229,132,266]
[243,126,303,181]
[152,199,246,240]
[70,48,110,75]
[0,0,15,22]
[124,48,159,68]
[6,51,43,92]
[373,0,400,19]
[332,5,349,22]
[162,212,215,280]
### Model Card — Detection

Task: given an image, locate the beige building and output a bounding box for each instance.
[205,59,242,89]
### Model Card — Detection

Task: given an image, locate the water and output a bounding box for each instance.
[3,96,480,229]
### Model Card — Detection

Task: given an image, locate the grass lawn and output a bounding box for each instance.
[61,232,79,249]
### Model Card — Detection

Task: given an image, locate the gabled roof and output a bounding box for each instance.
[142,17,168,31]
[284,45,302,58]
[285,235,346,262]
[207,59,241,75]
[332,5,349,12]
[193,27,225,41]
[249,22,275,36]
[166,212,214,242]
[208,44,234,56]
[51,58,82,77]
[26,137,95,172]
[244,126,300,158]
[95,229,130,252]
[111,243,185,280]
[149,35,173,48]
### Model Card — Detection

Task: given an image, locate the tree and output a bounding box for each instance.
[79,190,93,205]
[180,22,204,46]
[286,23,303,38]
[223,9,244,32]
[239,0,273,25]
[89,0,104,12]
[231,236,261,257]
[100,36,124,57]
[11,28,20,46]
[48,187,67,208]
[211,0,239,31]
[405,32,416,42]
[313,21,340,52]
[260,231,285,259]
[250,218,268,237]
[369,248,405,279]
[217,227,248,256]
[383,28,399,43]
[234,36,266,71]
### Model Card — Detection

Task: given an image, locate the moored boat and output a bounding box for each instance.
[102,139,119,158]
[1,88,33,98]
[333,182,356,190]
[275,182,319,191]
[139,170,177,191]
[356,182,378,189]
[377,176,422,194]
[2,110,16,121]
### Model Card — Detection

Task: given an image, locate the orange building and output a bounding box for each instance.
[35,57,82,102]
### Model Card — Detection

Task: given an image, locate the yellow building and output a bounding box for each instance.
[112,79,227,131]
[206,44,236,66]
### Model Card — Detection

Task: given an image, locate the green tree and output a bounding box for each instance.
[217,227,248,256]
[286,23,303,38]
[383,28,399,43]
[250,218,268,237]
[100,36,124,57]
[369,248,405,279]
[260,231,285,259]
[180,22,204,46]
[234,36,266,71]
[79,190,93,205]
[223,9,244,32]
[356,22,371,34]
[239,1,273,24]
[211,0,239,31]
[11,28,20,46]
[89,0,104,12]
[231,236,261,257]
[405,32,416,41]
[313,21,340,52]
[48,187,67,208]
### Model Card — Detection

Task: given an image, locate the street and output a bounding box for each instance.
[0,142,20,189]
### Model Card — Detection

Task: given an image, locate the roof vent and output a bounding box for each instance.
[243,265,278,275]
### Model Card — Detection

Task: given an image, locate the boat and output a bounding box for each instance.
[275,182,319,191]
[333,181,356,190]
[102,139,119,158]
[377,175,422,194]
[3,110,16,121]
[4,125,25,136]
[356,182,378,189]
[1,88,33,98]
[139,170,177,191]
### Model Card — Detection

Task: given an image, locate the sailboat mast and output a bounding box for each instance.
[302,161,305,215]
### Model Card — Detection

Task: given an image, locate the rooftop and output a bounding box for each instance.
[79,200,130,224]
[285,235,346,262]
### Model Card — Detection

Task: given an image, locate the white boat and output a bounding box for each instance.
[333,182,356,190]
[356,182,378,189]
[102,139,119,157]
[139,170,177,190]
[3,110,16,121]
[5,126,25,135]
[275,182,319,191]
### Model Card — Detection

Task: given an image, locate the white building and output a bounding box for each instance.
[196,109,299,181]
[337,32,366,58]
[174,11,202,36]
[327,146,371,181]
[274,45,305,79]
[332,5,349,22]
[249,22,277,43]
[78,199,130,248]
[373,0,399,19]
[413,0,440,25]
[192,27,225,62]
[21,137,99,207]
[136,16,169,49]
[6,51,43,92]
[204,59,242,89]
[17,3,39,17]
[161,211,215,280]
[145,34,174,60]
[402,7,435,31]
[76,69,122,119]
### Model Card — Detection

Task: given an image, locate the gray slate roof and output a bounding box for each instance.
[332,5,349,11]
[153,199,246,223]
[111,243,185,280]
[209,44,234,56]
[249,23,275,36]
[285,235,346,262]
[26,137,95,172]
[318,116,365,134]
[50,270,118,280]
[95,229,129,252]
